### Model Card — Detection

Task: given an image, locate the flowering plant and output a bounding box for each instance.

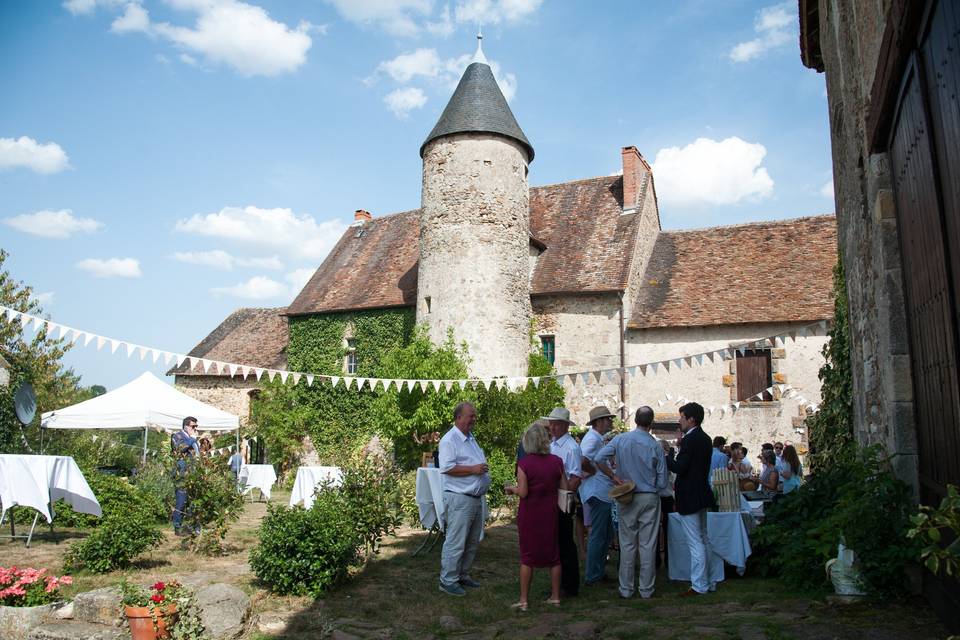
[0,566,72,607]
[118,579,205,640]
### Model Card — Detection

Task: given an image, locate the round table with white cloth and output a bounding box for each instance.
[289,466,343,509]
[667,511,752,584]
[237,464,277,500]
[0,454,102,545]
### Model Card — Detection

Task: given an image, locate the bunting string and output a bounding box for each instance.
[0,305,830,393]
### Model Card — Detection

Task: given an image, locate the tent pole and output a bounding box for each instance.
[142,427,148,465]
[39,426,44,454]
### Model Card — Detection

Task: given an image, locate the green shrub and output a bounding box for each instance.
[751,446,917,597]
[485,449,515,511]
[63,507,163,574]
[250,457,402,596]
[179,456,244,555]
[49,471,139,528]
[397,469,420,526]
[131,454,176,524]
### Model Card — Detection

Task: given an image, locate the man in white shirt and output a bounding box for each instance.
[579,405,616,586]
[438,402,491,597]
[545,407,583,597]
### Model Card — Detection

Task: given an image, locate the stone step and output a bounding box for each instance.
[71,587,121,626]
[27,620,124,640]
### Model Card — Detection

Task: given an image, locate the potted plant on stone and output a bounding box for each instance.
[0,566,72,638]
[119,580,183,640]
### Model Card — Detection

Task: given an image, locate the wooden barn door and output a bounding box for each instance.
[889,0,960,506]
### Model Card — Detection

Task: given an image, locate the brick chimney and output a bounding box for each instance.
[621,146,649,212]
[354,209,372,222]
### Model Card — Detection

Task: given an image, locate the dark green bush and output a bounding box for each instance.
[131,454,176,524]
[751,446,917,597]
[179,456,245,555]
[63,506,163,573]
[397,469,420,526]
[250,457,402,596]
[485,448,515,511]
[50,471,139,528]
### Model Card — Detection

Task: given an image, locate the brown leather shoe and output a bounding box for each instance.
[678,588,702,597]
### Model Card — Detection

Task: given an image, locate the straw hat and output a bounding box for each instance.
[541,407,575,425]
[585,405,616,426]
[608,481,636,504]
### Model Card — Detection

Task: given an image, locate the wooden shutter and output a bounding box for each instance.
[736,350,772,401]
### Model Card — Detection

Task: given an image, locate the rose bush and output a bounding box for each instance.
[0,566,72,607]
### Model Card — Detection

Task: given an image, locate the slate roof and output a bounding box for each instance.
[285,176,642,316]
[169,307,288,376]
[420,61,534,161]
[628,215,837,329]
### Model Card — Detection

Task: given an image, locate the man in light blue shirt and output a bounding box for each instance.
[579,405,616,586]
[709,436,729,485]
[545,407,583,597]
[596,406,668,599]
[438,402,490,597]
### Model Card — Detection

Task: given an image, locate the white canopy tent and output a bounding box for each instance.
[41,371,240,461]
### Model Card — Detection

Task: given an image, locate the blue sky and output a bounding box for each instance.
[1,0,832,391]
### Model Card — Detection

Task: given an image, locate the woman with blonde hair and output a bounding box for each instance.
[506,422,567,611]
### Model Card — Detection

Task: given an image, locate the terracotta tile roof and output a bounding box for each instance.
[628,215,837,329]
[169,307,288,376]
[285,210,420,316]
[529,175,639,294]
[286,176,640,315]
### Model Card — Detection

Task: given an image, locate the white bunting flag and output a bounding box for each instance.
[291,373,301,385]
[254,368,264,381]
[138,346,149,360]
[175,353,185,367]
[719,407,726,419]
[733,402,741,411]
[151,349,161,364]
[84,332,96,347]
[695,354,704,366]
[650,362,659,375]
[331,376,341,388]
[33,316,44,330]
[110,339,121,354]
[627,366,637,378]
[279,371,289,383]
[580,373,591,385]
[306,374,315,386]
[124,342,135,357]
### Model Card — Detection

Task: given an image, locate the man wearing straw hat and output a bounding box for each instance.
[544,407,583,597]
[579,405,617,586]
[438,402,491,597]
[595,406,668,599]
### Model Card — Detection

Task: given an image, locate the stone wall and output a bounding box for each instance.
[418,133,532,378]
[174,375,261,427]
[814,0,917,493]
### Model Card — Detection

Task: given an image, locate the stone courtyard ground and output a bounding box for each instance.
[2,491,951,639]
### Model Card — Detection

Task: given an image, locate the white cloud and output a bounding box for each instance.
[67,0,314,77]
[33,292,55,306]
[454,0,543,25]
[180,53,198,66]
[210,275,289,300]
[323,0,432,37]
[377,48,442,83]
[425,4,454,37]
[730,1,796,62]
[110,2,149,33]
[285,267,315,293]
[0,137,70,174]
[384,87,428,118]
[174,205,347,261]
[820,179,834,199]
[3,209,103,239]
[76,257,142,278]
[652,137,774,206]
[172,249,283,270]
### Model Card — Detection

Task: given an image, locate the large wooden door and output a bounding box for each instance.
[889,0,960,505]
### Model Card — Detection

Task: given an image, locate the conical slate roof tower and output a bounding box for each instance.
[416,34,534,378]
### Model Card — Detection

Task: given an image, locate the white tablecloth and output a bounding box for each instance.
[238,464,277,500]
[289,466,343,508]
[415,467,488,538]
[0,454,102,523]
[667,511,752,583]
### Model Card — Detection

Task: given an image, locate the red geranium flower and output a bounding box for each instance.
[152,582,166,591]
[150,594,164,604]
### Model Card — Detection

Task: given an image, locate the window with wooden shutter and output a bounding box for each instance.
[736,349,773,401]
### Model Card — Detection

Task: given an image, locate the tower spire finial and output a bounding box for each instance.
[473,24,488,65]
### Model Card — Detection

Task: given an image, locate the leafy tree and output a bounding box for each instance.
[0,249,96,454]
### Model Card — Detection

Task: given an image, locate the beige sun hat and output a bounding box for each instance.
[585,405,616,425]
[608,481,636,504]
[541,407,575,425]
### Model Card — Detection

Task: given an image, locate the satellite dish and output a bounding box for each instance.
[14,382,37,425]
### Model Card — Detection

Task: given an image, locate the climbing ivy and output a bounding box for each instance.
[251,308,564,472]
[805,257,855,472]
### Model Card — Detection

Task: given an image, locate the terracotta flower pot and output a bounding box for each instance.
[124,604,178,640]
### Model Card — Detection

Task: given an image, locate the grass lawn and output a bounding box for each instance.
[2,492,950,639]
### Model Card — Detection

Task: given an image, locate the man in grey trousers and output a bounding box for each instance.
[595,406,668,599]
[437,402,491,596]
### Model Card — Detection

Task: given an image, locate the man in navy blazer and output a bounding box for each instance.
[666,402,719,596]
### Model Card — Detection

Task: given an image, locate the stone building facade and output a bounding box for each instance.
[178,40,838,464]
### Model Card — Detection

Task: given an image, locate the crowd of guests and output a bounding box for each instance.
[437,400,786,609]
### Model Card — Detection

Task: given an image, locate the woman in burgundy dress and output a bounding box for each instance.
[506,422,568,610]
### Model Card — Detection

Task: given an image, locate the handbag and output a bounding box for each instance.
[558,489,575,514]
